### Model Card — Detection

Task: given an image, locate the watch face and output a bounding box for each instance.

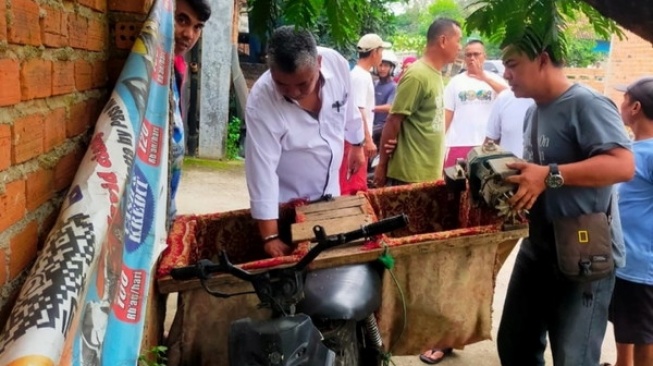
[546,174,564,188]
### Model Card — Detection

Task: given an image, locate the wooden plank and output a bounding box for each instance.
[291,214,372,243]
[303,206,364,221]
[157,227,527,294]
[297,195,366,214]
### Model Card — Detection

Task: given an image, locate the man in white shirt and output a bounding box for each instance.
[484,89,535,157]
[245,26,366,257]
[340,33,387,194]
[444,39,507,167]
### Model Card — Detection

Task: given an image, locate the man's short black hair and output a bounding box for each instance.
[465,39,484,47]
[180,0,211,22]
[426,18,461,45]
[267,25,318,74]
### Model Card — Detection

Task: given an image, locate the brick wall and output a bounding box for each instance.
[564,67,605,94]
[0,0,151,318]
[604,29,653,106]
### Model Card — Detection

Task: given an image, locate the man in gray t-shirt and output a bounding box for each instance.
[496,42,634,366]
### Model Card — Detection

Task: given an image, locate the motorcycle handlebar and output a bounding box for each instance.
[346,214,409,240]
[170,214,409,283]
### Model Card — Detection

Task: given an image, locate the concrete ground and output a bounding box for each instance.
[171,161,618,365]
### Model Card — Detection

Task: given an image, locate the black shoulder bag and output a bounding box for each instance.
[530,111,614,283]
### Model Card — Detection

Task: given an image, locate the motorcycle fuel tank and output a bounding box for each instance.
[298,263,382,321]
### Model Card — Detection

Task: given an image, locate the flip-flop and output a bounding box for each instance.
[418,347,453,364]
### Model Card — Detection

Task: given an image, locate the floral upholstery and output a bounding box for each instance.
[159,181,524,363]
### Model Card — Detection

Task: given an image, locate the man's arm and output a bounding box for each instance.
[506,147,634,211]
[466,60,507,94]
[480,74,508,94]
[373,113,406,187]
[373,104,392,114]
[359,107,377,157]
[445,109,454,133]
[244,99,290,257]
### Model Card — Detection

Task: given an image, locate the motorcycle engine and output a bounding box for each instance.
[445,141,525,227]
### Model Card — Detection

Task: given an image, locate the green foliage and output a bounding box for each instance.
[390,33,425,54]
[138,346,167,366]
[248,0,399,51]
[392,0,504,57]
[465,0,623,63]
[226,117,242,160]
[566,38,605,67]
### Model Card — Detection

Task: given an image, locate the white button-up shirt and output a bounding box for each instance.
[245,47,364,220]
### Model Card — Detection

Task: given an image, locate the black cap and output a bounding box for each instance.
[615,77,653,119]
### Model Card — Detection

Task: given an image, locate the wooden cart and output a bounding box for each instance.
[154,181,527,366]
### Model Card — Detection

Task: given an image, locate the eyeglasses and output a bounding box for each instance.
[465,52,483,58]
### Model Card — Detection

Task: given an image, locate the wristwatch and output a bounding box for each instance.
[545,163,564,189]
[352,139,365,147]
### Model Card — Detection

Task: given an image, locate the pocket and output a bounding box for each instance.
[552,212,614,282]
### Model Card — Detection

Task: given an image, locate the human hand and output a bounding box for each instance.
[467,59,485,80]
[264,238,292,257]
[373,163,388,187]
[365,140,378,158]
[384,138,397,156]
[504,162,549,211]
[348,145,366,176]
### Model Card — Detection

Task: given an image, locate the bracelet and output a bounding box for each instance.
[262,233,279,243]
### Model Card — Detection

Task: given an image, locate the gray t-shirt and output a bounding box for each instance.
[524,84,631,266]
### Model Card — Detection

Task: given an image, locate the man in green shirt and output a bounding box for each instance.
[373,18,462,187]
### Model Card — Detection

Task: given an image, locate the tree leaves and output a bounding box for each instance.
[247,0,397,49]
[465,0,623,63]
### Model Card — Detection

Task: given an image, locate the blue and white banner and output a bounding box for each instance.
[0,0,174,365]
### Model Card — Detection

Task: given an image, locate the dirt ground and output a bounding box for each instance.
[171,161,618,366]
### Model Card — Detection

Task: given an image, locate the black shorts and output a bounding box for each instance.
[609,276,653,344]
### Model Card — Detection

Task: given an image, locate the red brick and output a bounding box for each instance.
[78,0,104,11]
[75,59,93,91]
[114,21,140,50]
[0,179,26,232]
[67,13,88,50]
[87,18,107,51]
[9,220,38,279]
[68,99,93,137]
[0,125,10,170]
[0,0,7,41]
[0,249,7,286]
[52,61,74,96]
[40,5,68,48]
[54,149,83,191]
[92,59,107,88]
[38,208,58,248]
[108,0,152,14]
[0,59,21,106]
[44,107,66,151]
[26,168,54,211]
[8,0,41,46]
[21,59,52,100]
[12,113,44,163]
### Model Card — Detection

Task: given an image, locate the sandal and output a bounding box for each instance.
[419,347,453,364]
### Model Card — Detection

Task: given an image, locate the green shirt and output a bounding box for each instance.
[387,60,445,182]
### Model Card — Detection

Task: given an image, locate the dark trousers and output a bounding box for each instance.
[497,238,615,366]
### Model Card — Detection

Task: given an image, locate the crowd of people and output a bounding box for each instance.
[169,3,652,364]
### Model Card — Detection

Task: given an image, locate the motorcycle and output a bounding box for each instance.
[170,214,409,366]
